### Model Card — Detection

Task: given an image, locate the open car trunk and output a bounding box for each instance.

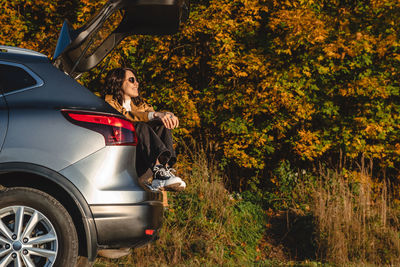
[53,0,189,78]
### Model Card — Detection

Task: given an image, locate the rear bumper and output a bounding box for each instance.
[91,201,163,248]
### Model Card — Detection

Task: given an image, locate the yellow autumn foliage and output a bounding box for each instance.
[2,0,400,187]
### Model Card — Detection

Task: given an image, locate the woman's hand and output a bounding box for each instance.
[154,112,179,129]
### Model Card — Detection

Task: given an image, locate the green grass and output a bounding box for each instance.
[95,145,266,266]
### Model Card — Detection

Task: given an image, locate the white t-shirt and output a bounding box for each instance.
[123,99,155,120]
[122,99,131,111]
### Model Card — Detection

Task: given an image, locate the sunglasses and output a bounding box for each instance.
[127,77,137,84]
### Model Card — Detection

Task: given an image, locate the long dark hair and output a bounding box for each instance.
[102,67,144,106]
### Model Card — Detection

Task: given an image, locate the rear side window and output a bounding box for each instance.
[0,64,38,93]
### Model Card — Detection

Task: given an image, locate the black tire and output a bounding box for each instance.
[0,187,78,266]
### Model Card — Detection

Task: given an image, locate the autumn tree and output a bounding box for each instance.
[2,0,400,191]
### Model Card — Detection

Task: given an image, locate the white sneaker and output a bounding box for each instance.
[151,165,186,192]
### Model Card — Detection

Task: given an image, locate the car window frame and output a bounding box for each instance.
[0,61,44,96]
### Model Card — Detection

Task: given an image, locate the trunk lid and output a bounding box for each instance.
[53,0,189,78]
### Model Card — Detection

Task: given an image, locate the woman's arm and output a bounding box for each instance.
[141,101,179,129]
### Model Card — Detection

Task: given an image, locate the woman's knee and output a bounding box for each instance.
[134,122,153,137]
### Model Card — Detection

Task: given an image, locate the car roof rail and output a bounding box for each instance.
[0,45,47,58]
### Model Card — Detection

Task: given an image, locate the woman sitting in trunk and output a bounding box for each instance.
[102,67,186,192]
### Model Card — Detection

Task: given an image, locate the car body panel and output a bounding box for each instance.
[59,145,158,205]
[0,95,8,152]
[2,58,114,113]
[0,109,104,170]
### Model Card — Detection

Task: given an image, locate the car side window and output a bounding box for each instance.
[0,64,37,93]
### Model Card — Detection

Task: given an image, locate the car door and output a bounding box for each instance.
[0,81,7,152]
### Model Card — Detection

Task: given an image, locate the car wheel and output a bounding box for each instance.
[0,187,78,266]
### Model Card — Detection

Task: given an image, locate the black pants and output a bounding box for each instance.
[134,120,176,178]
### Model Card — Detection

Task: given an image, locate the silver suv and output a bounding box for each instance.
[0,0,189,266]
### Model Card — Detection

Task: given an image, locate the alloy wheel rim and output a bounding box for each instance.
[0,206,58,267]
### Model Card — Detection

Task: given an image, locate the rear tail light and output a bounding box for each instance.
[62,110,137,146]
[145,229,155,236]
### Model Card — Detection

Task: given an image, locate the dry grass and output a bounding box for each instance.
[95,141,250,266]
[95,147,400,266]
[128,144,233,266]
[313,165,400,266]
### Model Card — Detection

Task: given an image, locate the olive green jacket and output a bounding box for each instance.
[105,95,155,122]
